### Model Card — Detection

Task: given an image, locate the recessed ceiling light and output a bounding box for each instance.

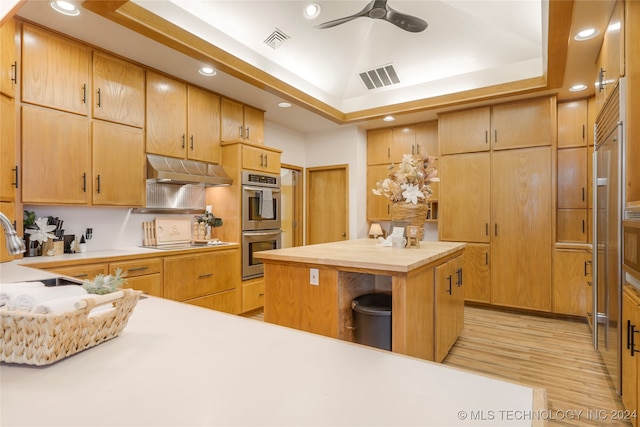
[199,66,216,76]
[50,0,79,16]
[278,102,292,108]
[574,28,599,41]
[304,3,321,19]
[383,116,395,122]
[569,84,588,92]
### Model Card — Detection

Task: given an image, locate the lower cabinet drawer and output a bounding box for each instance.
[184,289,237,314]
[47,263,108,281]
[124,273,162,297]
[110,258,162,278]
[242,279,264,313]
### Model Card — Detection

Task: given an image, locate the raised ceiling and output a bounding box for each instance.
[14,0,616,134]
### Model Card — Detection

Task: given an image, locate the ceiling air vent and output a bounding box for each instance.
[264,28,290,49]
[359,64,400,90]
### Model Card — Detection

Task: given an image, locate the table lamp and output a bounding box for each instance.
[368,223,383,239]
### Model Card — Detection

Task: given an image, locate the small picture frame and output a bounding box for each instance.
[407,226,421,238]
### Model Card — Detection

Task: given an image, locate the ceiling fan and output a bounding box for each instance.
[315,0,428,33]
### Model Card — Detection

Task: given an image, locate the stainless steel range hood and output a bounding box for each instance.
[146,154,232,187]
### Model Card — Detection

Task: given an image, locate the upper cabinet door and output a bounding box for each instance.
[490,97,554,150]
[0,95,16,202]
[187,85,221,164]
[367,128,392,165]
[221,98,244,142]
[439,107,491,155]
[146,70,187,158]
[0,18,17,98]
[243,105,264,144]
[558,100,587,148]
[22,24,90,116]
[92,51,145,128]
[391,126,416,161]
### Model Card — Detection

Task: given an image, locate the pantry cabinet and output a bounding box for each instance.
[146,71,221,163]
[92,51,144,128]
[221,97,264,144]
[21,105,91,204]
[91,121,145,207]
[0,18,17,98]
[434,254,464,362]
[622,285,640,427]
[21,23,90,116]
[0,94,17,202]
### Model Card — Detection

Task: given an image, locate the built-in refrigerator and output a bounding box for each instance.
[593,78,625,395]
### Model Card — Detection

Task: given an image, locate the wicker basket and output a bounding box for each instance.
[0,289,141,366]
[390,202,429,237]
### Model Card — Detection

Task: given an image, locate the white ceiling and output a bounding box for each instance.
[14,0,616,135]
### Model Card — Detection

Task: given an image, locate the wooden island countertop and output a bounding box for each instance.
[257,239,467,362]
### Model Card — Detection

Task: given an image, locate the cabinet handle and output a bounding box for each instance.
[260,153,264,167]
[198,273,213,279]
[582,219,585,234]
[582,124,585,140]
[456,268,463,286]
[259,293,265,297]
[494,223,498,236]
[190,135,194,150]
[82,83,86,104]
[11,61,17,84]
[264,154,268,168]
[485,130,488,144]
[239,125,243,139]
[416,144,420,154]
[587,281,592,287]
[96,174,101,194]
[485,252,489,265]
[387,147,390,158]
[412,145,415,155]
[12,165,18,189]
[181,134,186,149]
[73,273,89,279]
[598,68,605,93]
[485,223,489,236]
[246,126,250,140]
[82,172,87,192]
[127,267,149,272]
[97,88,102,107]
[447,275,452,295]
[628,319,640,356]
[582,187,585,202]
[494,129,497,143]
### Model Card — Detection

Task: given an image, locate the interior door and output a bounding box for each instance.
[280,166,303,248]
[306,165,348,245]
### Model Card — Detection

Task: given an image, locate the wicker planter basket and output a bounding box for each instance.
[390,202,429,237]
[0,289,141,366]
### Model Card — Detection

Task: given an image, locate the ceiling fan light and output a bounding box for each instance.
[304,3,321,19]
[574,28,599,41]
[50,0,79,16]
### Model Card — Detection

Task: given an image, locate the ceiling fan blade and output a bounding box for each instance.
[315,0,376,30]
[385,8,428,33]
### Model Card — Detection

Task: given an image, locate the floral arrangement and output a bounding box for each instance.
[196,211,223,228]
[24,217,57,244]
[372,153,438,205]
[82,268,128,295]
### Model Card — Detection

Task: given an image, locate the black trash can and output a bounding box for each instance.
[351,292,392,351]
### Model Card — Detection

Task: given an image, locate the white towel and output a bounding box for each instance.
[0,281,46,308]
[32,294,88,314]
[4,285,87,312]
[260,188,274,219]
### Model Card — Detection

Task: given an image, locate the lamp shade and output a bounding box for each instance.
[368,223,383,237]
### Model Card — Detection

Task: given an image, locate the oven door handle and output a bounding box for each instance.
[244,230,282,237]
[243,186,281,193]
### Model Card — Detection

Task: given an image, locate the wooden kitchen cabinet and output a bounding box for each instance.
[0,202,16,262]
[241,144,281,174]
[367,128,393,165]
[622,285,640,427]
[491,147,552,311]
[242,277,265,313]
[164,249,240,314]
[0,18,17,98]
[439,106,491,155]
[221,97,264,144]
[558,147,587,209]
[47,263,108,282]
[553,249,590,316]
[558,100,588,148]
[146,71,221,163]
[92,121,145,207]
[21,105,91,204]
[595,1,624,113]
[367,163,391,221]
[434,254,464,362]
[415,121,438,156]
[462,243,491,304]
[439,152,491,243]
[0,94,17,202]
[92,51,145,128]
[110,258,162,297]
[21,23,90,116]
[557,209,588,243]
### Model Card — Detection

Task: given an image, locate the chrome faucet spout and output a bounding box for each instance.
[0,212,26,255]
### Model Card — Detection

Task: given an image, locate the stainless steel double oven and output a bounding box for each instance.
[241,171,282,279]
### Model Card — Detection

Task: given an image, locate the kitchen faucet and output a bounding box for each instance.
[0,212,26,255]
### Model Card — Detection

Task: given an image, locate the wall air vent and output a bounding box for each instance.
[359,64,400,90]
[264,28,290,49]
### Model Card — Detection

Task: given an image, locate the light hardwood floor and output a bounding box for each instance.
[244,305,631,427]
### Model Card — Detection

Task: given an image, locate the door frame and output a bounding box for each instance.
[281,163,304,247]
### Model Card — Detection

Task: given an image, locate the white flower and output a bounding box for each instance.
[401,184,425,205]
[25,217,57,244]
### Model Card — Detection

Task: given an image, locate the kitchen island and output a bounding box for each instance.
[257,239,467,362]
[1,262,545,426]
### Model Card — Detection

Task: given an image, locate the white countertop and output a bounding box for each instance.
[1,292,542,426]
